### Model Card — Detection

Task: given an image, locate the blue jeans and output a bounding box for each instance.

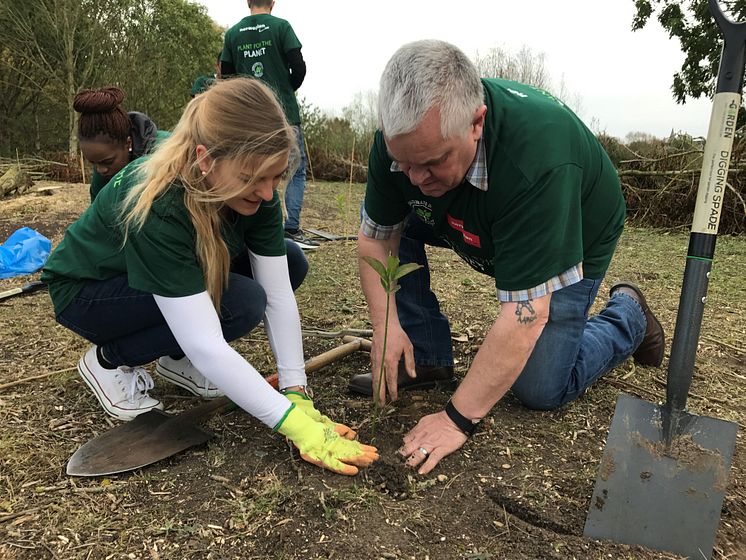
[56,241,308,367]
[231,239,308,291]
[284,126,307,232]
[397,213,647,410]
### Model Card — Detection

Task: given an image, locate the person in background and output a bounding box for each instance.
[353,40,665,474]
[74,87,168,202]
[42,78,378,476]
[221,0,319,250]
[191,54,222,98]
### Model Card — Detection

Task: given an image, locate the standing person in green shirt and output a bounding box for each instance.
[74,87,168,202]
[42,78,378,476]
[221,0,319,250]
[350,40,665,475]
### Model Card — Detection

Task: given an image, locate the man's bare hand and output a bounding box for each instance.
[371,324,415,404]
[399,411,467,474]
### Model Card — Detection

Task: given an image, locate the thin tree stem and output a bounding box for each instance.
[375,296,390,408]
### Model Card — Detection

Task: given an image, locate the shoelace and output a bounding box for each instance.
[119,366,155,404]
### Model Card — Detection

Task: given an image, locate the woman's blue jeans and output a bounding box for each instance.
[284,126,307,232]
[397,213,646,410]
[57,240,308,367]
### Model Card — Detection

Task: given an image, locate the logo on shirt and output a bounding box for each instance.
[243,47,267,58]
[447,214,481,248]
[251,62,264,78]
[507,88,528,98]
[239,24,270,33]
[407,200,434,226]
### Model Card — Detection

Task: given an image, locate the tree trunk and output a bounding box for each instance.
[0,166,33,198]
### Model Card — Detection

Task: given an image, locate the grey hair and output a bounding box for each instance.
[378,40,484,139]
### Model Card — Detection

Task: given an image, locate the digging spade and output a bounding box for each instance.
[583,1,742,557]
[66,336,371,477]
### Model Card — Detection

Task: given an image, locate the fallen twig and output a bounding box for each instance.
[603,377,662,402]
[0,366,76,391]
[651,376,730,405]
[0,507,43,523]
[301,328,373,339]
[702,336,745,355]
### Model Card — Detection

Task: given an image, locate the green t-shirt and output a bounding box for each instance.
[221,14,302,124]
[90,130,171,202]
[43,159,286,315]
[364,78,625,292]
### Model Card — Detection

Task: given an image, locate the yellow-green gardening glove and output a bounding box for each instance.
[283,391,357,440]
[274,405,379,476]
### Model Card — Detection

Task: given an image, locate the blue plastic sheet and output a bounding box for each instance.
[0,227,51,279]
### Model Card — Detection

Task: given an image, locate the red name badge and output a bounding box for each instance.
[447,214,481,248]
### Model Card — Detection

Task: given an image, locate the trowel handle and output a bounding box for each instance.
[667,0,746,412]
[0,280,46,301]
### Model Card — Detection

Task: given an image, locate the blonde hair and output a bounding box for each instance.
[123,77,297,308]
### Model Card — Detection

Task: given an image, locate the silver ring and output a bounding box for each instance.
[418,447,429,457]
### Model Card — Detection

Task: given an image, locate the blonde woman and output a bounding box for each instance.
[42,78,378,475]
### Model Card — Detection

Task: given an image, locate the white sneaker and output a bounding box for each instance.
[156,356,224,398]
[77,346,163,421]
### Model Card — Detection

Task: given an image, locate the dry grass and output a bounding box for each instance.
[0,179,744,559]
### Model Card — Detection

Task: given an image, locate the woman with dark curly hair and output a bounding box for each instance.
[74,87,168,202]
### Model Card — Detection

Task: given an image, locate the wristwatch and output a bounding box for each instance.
[280,385,314,399]
[444,400,481,436]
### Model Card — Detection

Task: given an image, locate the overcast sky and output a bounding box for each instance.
[197,0,718,140]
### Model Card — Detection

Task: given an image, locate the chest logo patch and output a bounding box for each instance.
[447,214,481,248]
[407,200,434,226]
[251,62,264,78]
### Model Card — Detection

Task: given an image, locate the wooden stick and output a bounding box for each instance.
[0,507,42,524]
[0,366,76,391]
[702,335,745,355]
[79,150,86,184]
[302,328,373,339]
[304,134,316,185]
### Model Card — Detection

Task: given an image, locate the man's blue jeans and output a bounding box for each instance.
[284,126,307,232]
[56,240,308,367]
[397,213,647,410]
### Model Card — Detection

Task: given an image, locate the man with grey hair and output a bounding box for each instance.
[349,40,665,474]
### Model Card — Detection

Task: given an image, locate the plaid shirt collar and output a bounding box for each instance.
[389,136,489,191]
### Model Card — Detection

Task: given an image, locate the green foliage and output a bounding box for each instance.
[362,255,422,295]
[334,192,346,218]
[300,96,372,183]
[632,0,746,102]
[597,133,632,167]
[0,0,223,156]
[101,0,223,130]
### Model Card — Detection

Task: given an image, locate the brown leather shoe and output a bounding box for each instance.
[348,362,457,396]
[610,282,666,367]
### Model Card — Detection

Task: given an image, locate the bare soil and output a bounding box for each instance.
[1,180,744,560]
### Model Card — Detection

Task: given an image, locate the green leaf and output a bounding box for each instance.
[362,256,388,279]
[386,254,400,274]
[393,263,423,280]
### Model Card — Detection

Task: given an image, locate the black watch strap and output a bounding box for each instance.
[445,400,481,436]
